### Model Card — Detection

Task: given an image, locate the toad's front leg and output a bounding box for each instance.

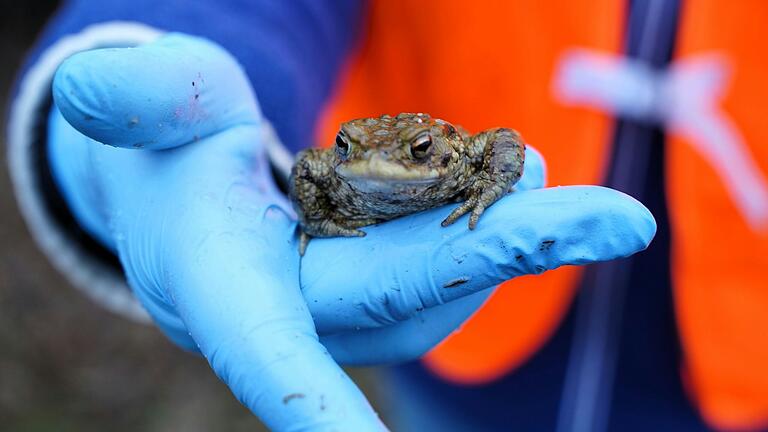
[442,128,525,229]
[289,149,366,255]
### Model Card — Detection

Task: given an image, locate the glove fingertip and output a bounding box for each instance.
[52,54,97,135]
[52,49,151,148]
[580,186,658,254]
[51,33,262,150]
[624,191,657,250]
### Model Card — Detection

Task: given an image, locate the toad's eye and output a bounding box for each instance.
[335,132,350,157]
[410,133,432,159]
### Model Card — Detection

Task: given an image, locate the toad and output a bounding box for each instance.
[289,113,525,255]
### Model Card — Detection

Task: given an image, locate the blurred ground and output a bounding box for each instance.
[0,3,383,431]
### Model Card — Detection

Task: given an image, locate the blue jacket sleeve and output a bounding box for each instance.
[23,0,368,152]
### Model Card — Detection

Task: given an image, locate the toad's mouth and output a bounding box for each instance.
[335,157,444,184]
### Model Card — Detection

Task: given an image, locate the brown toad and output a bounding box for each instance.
[289,113,525,255]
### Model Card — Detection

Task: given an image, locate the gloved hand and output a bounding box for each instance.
[49,33,656,430]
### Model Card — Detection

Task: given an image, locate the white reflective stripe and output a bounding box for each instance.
[8,22,164,323]
[555,49,661,121]
[664,56,768,228]
[554,49,768,230]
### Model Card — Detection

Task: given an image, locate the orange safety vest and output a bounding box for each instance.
[316,1,768,430]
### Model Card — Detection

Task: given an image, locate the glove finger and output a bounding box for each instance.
[110,128,384,431]
[302,185,656,334]
[52,33,261,150]
[170,220,386,431]
[321,289,493,365]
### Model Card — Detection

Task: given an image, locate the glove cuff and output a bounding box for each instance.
[8,22,162,323]
[8,21,296,323]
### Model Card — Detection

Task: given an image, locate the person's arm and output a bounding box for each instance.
[25,0,364,152]
[8,0,366,320]
[8,2,656,430]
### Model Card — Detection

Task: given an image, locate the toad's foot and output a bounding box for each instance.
[299,231,311,256]
[441,181,508,230]
[298,219,367,256]
[343,217,385,229]
[442,127,524,230]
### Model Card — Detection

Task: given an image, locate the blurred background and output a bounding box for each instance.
[0,3,382,431]
[6,2,767,432]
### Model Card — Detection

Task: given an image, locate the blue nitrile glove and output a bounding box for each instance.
[49,33,656,430]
